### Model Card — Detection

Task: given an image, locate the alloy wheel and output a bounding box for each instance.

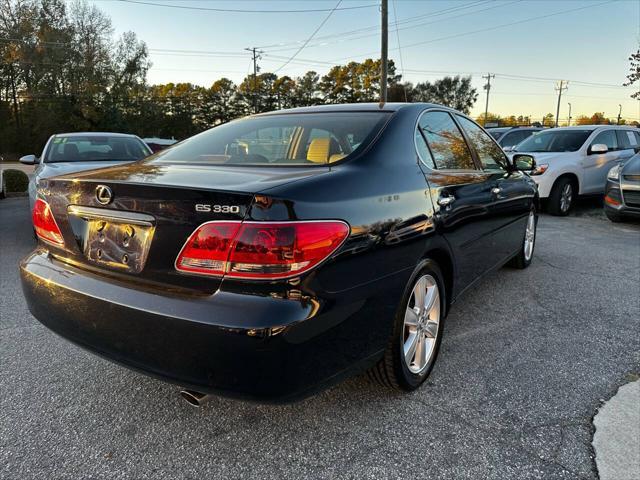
[560,183,573,213]
[524,210,536,261]
[403,274,441,374]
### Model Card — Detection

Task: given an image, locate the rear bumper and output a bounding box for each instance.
[20,250,389,402]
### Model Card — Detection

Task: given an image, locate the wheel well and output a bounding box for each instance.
[553,173,580,194]
[424,248,453,315]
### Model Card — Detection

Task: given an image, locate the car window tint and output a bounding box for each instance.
[591,130,617,150]
[419,111,475,170]
[151,112,389,165]
[456,115,508,170]
[617,130,639,149]
[502,130,534,148]
[415,128,435,168]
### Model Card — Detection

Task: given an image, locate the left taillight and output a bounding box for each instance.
[175,220,350,280]
[32,198,64,247]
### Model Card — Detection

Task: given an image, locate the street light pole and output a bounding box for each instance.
[567,102,572,126]
[380,0,388,105]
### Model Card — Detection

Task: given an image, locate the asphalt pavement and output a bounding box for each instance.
[1,196,639,479]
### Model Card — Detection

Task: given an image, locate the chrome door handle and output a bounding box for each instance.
[438,195,455,206]
[491,187,502,195]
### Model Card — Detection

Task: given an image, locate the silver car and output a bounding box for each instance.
[20,133,152,211]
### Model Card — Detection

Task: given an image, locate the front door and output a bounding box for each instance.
[415,110,498,291]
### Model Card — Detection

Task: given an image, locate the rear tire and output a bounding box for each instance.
[509,207,537,269]
[548,177,575,216]
[368,260,445,391]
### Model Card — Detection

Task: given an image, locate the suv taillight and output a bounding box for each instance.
[175,221,349,280]
[32,198,64,247]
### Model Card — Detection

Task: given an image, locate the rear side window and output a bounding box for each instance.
[418,111,475,170]
[456,116,508,170]
[151,112,390,166]
[415,128,435,168]
[591,130,617,150]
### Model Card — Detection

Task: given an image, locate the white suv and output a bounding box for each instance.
[510,126,640,215]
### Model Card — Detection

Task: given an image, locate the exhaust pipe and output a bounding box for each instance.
[179,389,211,407]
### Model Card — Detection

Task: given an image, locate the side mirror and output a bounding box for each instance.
[589,143,608,155]
[512,154,536,171]
[19,154,37,165]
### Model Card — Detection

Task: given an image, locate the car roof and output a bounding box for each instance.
[255,102,442,115]
[54,132,138,138]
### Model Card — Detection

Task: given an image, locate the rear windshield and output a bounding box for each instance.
[515,130,592,153]
[150,112,391,166]
[46,135,150,163]
[488,130,504,140]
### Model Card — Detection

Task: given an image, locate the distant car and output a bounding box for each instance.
[604,153,640,222]
[510,126,640,215]
[20,133,152,212]
[143,137,178,153]
[487,127,543,151]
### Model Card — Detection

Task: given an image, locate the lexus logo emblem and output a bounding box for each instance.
[95,185,113,205]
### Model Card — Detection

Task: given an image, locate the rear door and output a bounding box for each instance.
[583,129,619,194]
[415,110,499,288]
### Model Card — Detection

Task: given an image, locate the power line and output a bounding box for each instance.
[266,0,520,54]
[257,0,494,50]
[271,0,343,74]
[325,0,616,63]
[391,0,407,101]
[115,0,377,14]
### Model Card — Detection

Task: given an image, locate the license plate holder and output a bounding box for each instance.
[68,206,155,274]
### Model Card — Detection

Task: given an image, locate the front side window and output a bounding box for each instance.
[150,112,390,166]
[418,111,475,170]
[591,130,617,151]
[45,136,150,163]
[515,130,592,153]
[456,116,508,170]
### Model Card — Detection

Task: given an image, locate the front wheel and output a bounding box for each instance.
[548,178,575,216]
[369,260,445,391]
[509,207,537,269]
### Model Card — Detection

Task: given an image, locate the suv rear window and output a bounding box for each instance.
[151,112,390,166]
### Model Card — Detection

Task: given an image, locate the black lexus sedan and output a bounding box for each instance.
[20,103,539,404]
[604,153,640,222]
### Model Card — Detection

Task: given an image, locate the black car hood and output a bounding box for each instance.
[622,153,640,175]
[56,160,331,193]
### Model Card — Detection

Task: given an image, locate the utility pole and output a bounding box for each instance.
[554,80,568,127]
[617,104,622,124]
[245,47,263,113]
[567,102,572,126]
[482,73,495,126]
[380,0,388,105]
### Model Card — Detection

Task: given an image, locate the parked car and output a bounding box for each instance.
[604,153,640,222]
[143,137,178,153]
[487,126,543,151]
[20,132,152,212]
[20,103,538,404]
[510,126,640,215]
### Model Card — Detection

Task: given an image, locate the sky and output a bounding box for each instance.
[89,0,640,122]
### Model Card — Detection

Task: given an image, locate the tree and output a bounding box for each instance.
[412,76,478,114]
[623,48,640,99]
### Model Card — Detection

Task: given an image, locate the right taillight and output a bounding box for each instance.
[32,198,64,247]
[175,220,349,280]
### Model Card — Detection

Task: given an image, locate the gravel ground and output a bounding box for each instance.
[1,196,639,479]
